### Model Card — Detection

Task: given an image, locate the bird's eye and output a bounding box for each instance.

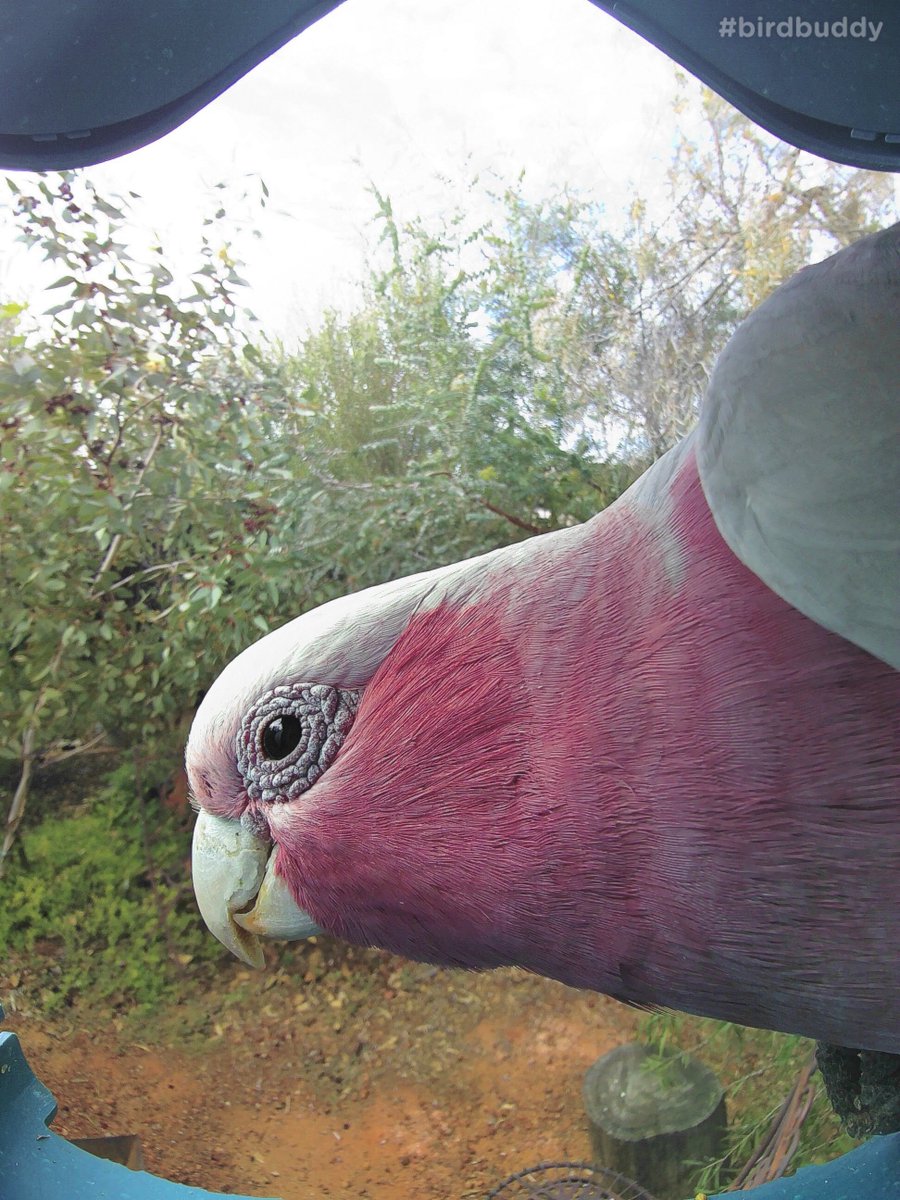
[237,682,360,804]
[261,715,303,760]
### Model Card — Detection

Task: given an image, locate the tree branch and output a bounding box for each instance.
[39,730,113,767]
[94,559,189,598]
[0,727,37,880]
[426,469,544,535]
[477,498,543,535]
[93,422,165,585]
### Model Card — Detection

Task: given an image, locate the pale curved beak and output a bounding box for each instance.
[191,811,323,969]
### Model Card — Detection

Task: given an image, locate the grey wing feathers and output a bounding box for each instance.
[697,223,900,668]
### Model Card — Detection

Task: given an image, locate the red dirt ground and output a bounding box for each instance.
[4,945,641,1199]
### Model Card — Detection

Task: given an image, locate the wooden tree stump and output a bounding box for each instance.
[583,1042,726,1200]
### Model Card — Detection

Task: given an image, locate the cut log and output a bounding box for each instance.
[583,1042,726,1200]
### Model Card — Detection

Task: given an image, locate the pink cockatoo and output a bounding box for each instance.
[187,224,899,1066]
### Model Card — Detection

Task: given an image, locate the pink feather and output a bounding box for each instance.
[271,445,898,1051]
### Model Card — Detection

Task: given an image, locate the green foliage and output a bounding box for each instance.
[0,174,309,774]
[0,764,221,1009]
[279,184,645,600]
[640,1010,857,1192]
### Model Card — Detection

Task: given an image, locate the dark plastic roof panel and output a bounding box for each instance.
[0,0,344,169]
[0,0,897,171]
[593,1,900,170]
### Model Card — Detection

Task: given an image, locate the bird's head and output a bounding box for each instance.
[186,547,583,976]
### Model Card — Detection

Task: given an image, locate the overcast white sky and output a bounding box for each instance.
[0,0,731,341]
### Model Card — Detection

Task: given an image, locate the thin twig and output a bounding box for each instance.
[38,731,113,767]
[93,423,165,584]
[94,559,189,598]
[478,499,543,535]
[0,727,37,880]
[729,1052,818,1190]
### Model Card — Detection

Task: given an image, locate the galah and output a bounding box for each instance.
[187,224,899,1058]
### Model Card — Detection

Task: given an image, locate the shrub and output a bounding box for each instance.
[0,763,222,1009]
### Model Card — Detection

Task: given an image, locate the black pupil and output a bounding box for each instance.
[261,715,303,760]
